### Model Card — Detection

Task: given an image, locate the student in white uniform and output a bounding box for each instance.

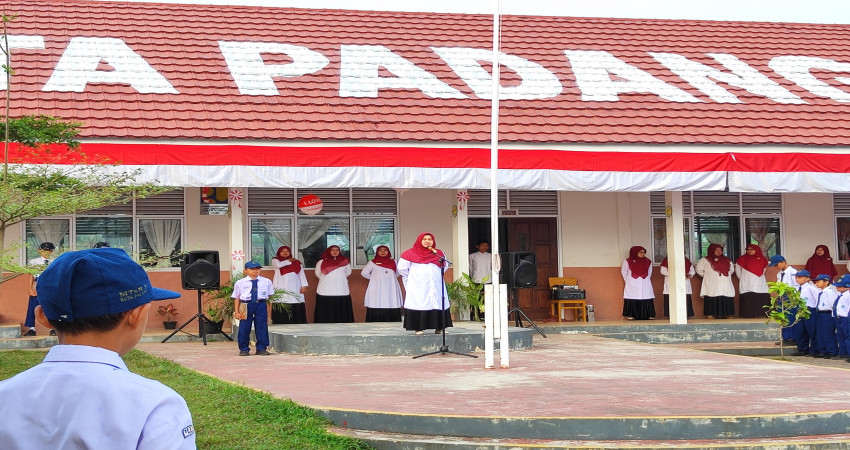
[768,254,799,344]
[21,241,55,337]
[0,248,196,449]
[468,238,491,321]
[314,245,354,323]
[792,270,818,356]
[361,245,403,322]
[271,245,308,324]
[398,232,452,335]
[621,246,656,320]
[812,274,839,359]
[832,275,850,361]
[695,243,736,319]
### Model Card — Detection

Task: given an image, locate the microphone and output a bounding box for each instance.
[431,247,438,254]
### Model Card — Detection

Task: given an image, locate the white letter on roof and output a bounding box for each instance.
[564,50,700,103]
[650,52,805,104]
[339,45,465,99]
[0,35,45,90]
[769,56,850,103]
[43,37,177,94]
[431,47,562,100]
[219,41,330,96]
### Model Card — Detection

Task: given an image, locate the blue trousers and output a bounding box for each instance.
[814,312,837,356]
[836,316,849,357]
[24,295,39,328]
[794,307,817,353]
[237,302,269,352]
[782,306,797,340]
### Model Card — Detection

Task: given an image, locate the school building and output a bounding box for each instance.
[2,0,850,329]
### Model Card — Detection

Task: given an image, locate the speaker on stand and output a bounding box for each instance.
[162,251,233,344]
[500,252,546,337]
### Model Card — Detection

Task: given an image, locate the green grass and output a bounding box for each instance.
[0,349,370,450]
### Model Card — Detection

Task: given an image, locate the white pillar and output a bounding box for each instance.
[453,190,470,321]
[665,191,688,325]
[228,188,246,274]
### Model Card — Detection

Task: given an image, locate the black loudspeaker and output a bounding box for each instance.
[501,252,538,288]
[181,251,220,290]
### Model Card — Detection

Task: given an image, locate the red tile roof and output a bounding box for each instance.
[3,0,850,146]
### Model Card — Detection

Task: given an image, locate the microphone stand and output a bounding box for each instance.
[414,251,477,359]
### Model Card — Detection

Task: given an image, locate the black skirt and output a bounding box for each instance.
[272,302,307,324]
[622,298,656,320]
[738,292,770,318]
[403,309,452,331]
[313,294,355,323]
[663,294,695,317]
[365,307,402,322]
[703,296,735,318]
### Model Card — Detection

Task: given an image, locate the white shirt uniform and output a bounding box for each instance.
[834,291,850,318]
[776,266,800,289]
[0,345,196,450]
[620,260,654,299]
[361,260,403,308]
[28,256,51,281]
[397,258,450,311]
[271,259,308,304]
[231,275,274,301]
[468,251,492,283]
[660,264,694,294]
[816,286,839,312]
[314,261,351,296]
[798,282,819,308]
[734,264,769,294]
[695,257,736,297]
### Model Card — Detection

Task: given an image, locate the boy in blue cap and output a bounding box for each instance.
[791,270,818,356]
[832,275,850,361]
[0,248,196,449]
[21,241,56,337]
[768,254,798,344]
[232,261,274,356]
[811,274,839,358]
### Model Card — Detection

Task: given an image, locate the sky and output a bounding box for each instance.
[97,0,850,25]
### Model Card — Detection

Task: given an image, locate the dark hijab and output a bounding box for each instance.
[626,246,651,279]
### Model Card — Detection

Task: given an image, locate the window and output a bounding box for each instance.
[25,219,70,261]
[834,194,850,260]
[75,217,132,252]
[650,191,782,263]
[139,219,183,268]
[246,188,398,268]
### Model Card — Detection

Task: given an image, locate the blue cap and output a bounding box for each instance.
[795,269,811,278]
[37,248,181,322]
[835,279,848,288]
[244,261,262,269]
[813,274,832,282]
[767,255,785,267]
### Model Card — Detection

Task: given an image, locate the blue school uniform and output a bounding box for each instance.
[232,275,273,353]
[834,290,850,358]
[813,287,838,357]
[793,283,818,354]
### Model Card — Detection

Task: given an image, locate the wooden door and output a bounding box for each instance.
[508,218,558,319]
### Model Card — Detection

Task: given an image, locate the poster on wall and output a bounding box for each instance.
[201,187,229,215]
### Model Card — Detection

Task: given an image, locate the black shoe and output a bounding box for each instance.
[49,330,56,336]
[784,339,796,344]
[255,350,271,356]
[238,351,250,356]
[435,329,442,334]
[791,351,808,356]
[812,353,825,358]
[23,329,36,337]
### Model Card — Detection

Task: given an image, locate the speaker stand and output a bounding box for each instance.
[508,288,547,338]
[162,290,233,344]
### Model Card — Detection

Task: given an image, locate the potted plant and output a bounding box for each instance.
[446,272,487,321]
[157,303,179,329]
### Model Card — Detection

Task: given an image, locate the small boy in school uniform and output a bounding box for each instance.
[21,241,56,337]
[768,254,799,344]
[792,270,818,356]
[812,274,839,358]
[832,275,850,362]
[0,248,196,449]
[232,261,274,356]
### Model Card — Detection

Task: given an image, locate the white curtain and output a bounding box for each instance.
[746,218,778,255]
[297,217,348,261]
[259,219,291,260]
[141,219,181,267]
[355,218,383,265]
[28,219,69,250]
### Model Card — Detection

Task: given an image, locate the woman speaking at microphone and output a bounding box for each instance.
[397,232,453,335]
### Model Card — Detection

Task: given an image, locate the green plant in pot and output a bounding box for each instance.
[446,272,487,321]
[204,271,293,325]
[157,303,178,329]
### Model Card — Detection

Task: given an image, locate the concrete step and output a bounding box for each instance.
[539,322,780,343]
[0,329,233,350]
[0,324,20,338]
[597,329,777,344]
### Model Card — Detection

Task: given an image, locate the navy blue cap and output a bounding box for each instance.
[767,255,785,267]
[37,248,181,322]
[244,261,262,269]
[39,242,55,251]
[813,274,832,282]
[795,270,811,278]
[834,279,848,288]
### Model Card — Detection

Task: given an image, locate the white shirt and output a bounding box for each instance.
[835,290,850,318]
[620,260,655,300]
[28,256,51,281]
[660,264,694,294]
[798,282,819,309]
[231,275,274,301]
[314,261,352,296]
[361,260,403,309]
[734,263,769,294]
[0,345,196,450]
[776,266,800,289]
[468,251,492,283]
[271,259,308,304]
[397,258,450,311]
[695,257,736,297]
[816,286,839,311]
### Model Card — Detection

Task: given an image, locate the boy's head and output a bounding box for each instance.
[244,261,262,278]
[476,239,489,253]
[813,274,831,289]
[767,254,787,270]
[794,269,811,284]
[834,279,849,292]
[36,248,180,336]
[37,241,55,258]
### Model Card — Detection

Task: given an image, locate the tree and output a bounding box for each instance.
[765,281,810,359]
[1,15,170,284]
